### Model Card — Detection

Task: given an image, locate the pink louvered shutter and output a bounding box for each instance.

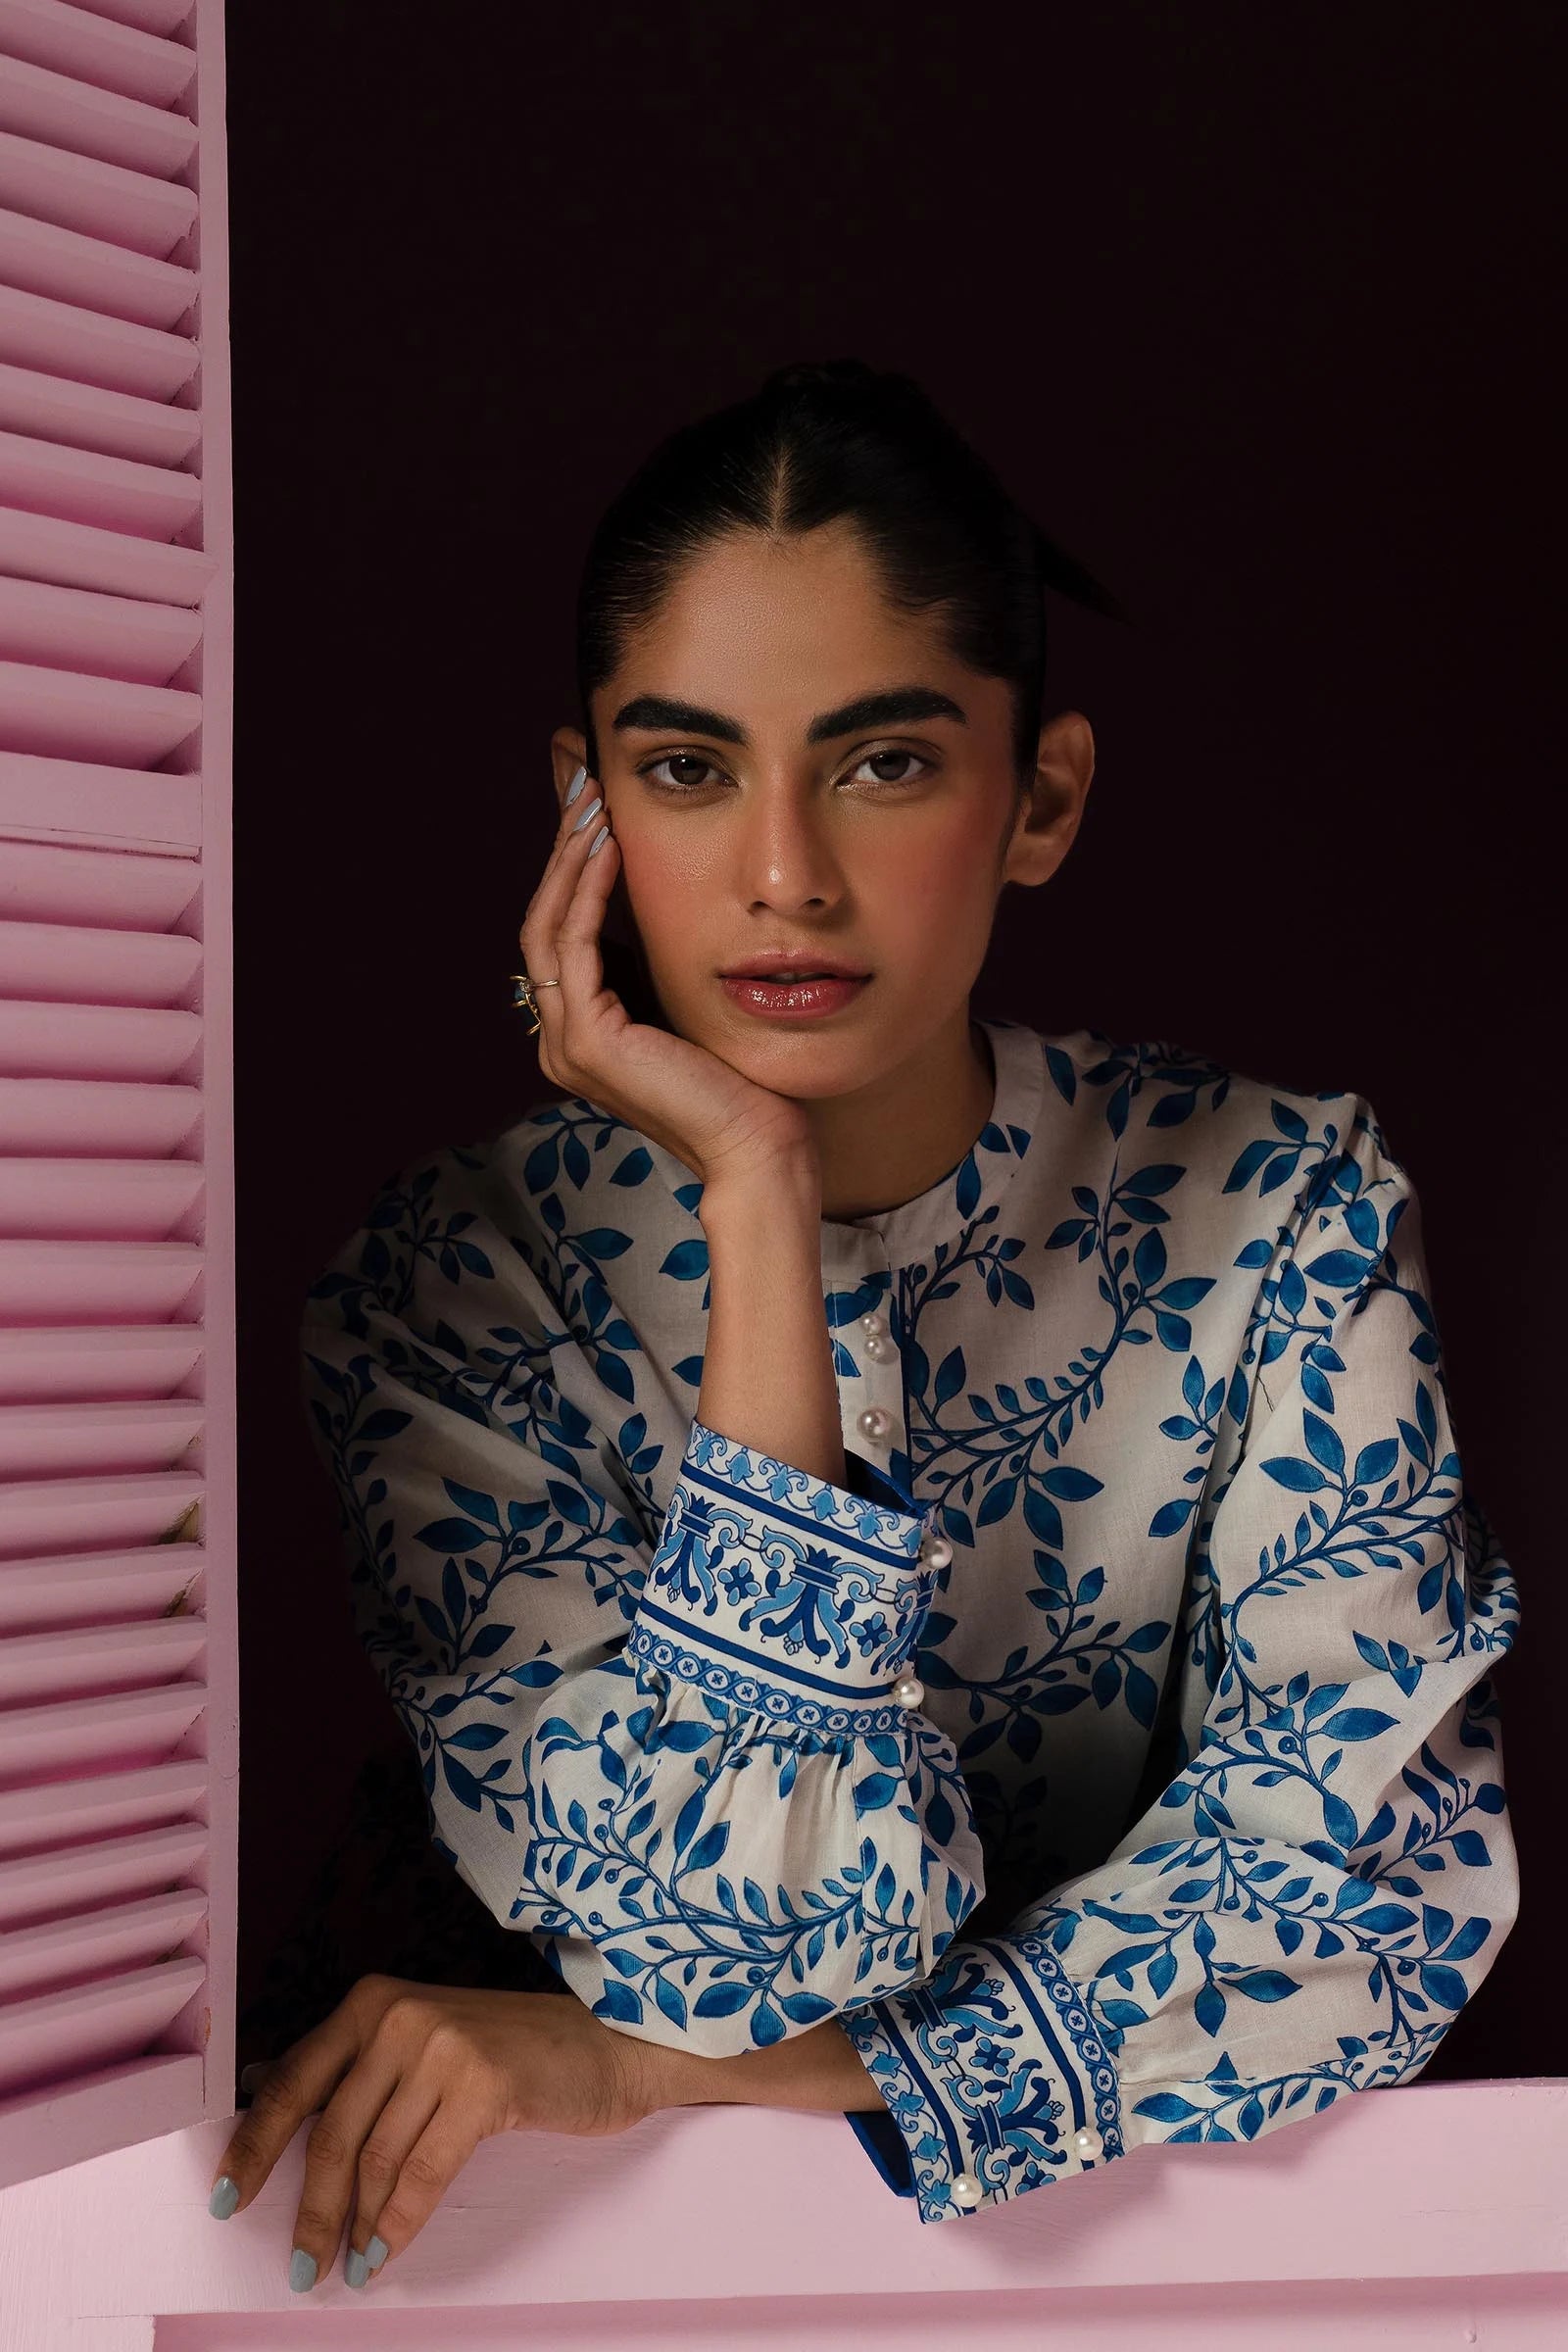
[0,0,235,2190]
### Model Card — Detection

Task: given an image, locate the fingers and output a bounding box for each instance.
[518,772,617,1078]
[284,2034,408,2292]
[518,769,609,977]
[340,2069,483,2284]
[210,2010,360,2224]
[209,1978,395,2290]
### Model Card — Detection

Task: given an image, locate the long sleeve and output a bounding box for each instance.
[837,1100,1522,2221]
[300,1150,987,2055]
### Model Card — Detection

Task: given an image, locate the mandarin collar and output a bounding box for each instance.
[818,1015,1045,1274]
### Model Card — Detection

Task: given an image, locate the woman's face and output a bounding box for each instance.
[558,520,1090,1099]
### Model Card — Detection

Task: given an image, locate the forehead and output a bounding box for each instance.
[607,523,962,701]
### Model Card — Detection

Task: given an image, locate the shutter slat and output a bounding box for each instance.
[0,574,203,684]
[0,1239,201,1320]
[0,204,196,329]
[0,1887,207,2003]
[2,1555,201,1647]
[0,999,200,1079]
[0,356,200,466]
[0,1679,206,1778]
[0,425,200,538]
[0,0,198,113]
[0,1330,203,1404]
[0,1614,204,1701]
[0,498,209,598]
[0,53,197,180]
[70,0,198,40]
[0,920,200,1004]
[0,280,197,402]
[0,1957,207,2102]
[0,1467,201,1556]
[0,1542,202,1632]
[0,127,196,262]
[0,1076,199,1154]
[0,751,201,850]
[0,1822,206,1923]
[0,1159,201,1235]
[0,0,230,2186]
[0,1398,203,1476]
[0,660,201,766]
[0,836,199,925]
[0,2052,201,2191]
[0,1753,205,1854]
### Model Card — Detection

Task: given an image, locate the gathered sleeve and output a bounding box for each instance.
[299,1151,987,2056]
[837,1101,1522,2222]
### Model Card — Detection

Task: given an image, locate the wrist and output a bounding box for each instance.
[636,2017,885,2116]
[698,1152,822,1235]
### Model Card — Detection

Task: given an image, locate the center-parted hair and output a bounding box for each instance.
[576,360,1131,1033]
[576,358,1131,783]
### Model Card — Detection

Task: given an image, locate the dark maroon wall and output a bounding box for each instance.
[226,3,1562,2074]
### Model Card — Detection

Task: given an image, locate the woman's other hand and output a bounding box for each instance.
[520,769,818,1189]
[209,1975,654,2291]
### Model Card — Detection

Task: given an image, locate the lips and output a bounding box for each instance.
[721,957,870,980]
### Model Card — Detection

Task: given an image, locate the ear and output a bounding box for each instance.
[1002,710,1096,889]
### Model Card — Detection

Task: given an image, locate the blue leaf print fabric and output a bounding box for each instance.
[300,1013,1521,2225]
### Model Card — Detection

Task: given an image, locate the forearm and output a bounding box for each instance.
[655,1168,878,2113]
[697,1158,846,1491]
[636,2017,887,2115]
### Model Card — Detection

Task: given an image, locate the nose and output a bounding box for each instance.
[734,789,849,916]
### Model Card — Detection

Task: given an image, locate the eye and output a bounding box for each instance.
[850,747,932,788]
[637,745,935,794]
[641,752,725,792]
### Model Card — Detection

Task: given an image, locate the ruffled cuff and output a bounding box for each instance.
[837,1930,1124,2222]
[626,1417,945,1738]
[508,1418,985,2052]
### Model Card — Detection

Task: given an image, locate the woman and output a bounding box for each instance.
[210,360,1521,2284]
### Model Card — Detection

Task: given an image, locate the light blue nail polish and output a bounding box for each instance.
[367,2233,389,2269]
[345,2247,370,2289]
[288,2247,317,2293]
[587,822,610,858]
[564,763,588,807]
[571,794,603,831]
[208,2176,239,2220]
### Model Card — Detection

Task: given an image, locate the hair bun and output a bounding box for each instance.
[762,357,903,402]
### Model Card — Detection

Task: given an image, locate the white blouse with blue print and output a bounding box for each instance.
[300,1013,1522,2224]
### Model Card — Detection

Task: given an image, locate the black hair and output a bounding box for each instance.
[576,356,1131,782]
[575,358,1131,1033]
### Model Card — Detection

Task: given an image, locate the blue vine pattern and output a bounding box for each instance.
[301,1016,1520,2225]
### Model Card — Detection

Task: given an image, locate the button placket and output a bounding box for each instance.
[836,1263,905,1466]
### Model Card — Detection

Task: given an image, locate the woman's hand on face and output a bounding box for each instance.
[519,772,818,1191]
[210,1975,655,2291]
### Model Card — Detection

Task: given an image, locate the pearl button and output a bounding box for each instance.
[857,1404,892,1442]
[951,2171,983,2208]
[1073,2125,1102,2161]
[918,1529,953,1569]
[892,1674,924,1708]
[863,1331,895,1363]
[858,1310,888,1337]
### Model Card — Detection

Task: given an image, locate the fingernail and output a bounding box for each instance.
[345,2247,370,2289]
[289,2247,318,2293]
[564,763,588,808]
[571,795,603,832]
[587,821,610,858]
[208,2176,239,2220]
[367,2233,389,2269]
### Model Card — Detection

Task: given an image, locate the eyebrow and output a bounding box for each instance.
[611,686,969,746]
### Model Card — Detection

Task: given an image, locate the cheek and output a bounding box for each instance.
[874,817,995,932]
[619,837,709,956]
